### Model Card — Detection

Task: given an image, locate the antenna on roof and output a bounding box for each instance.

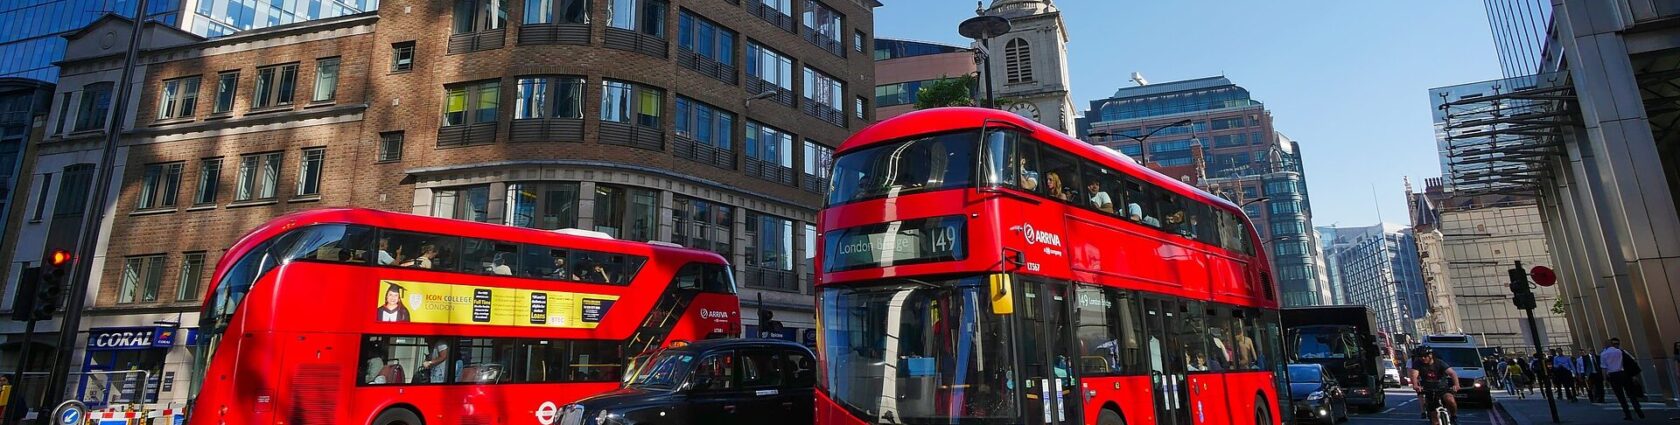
[1130,72,1149,87]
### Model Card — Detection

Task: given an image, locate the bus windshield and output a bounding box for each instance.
[827,131,979,206]
[818,277,1018,424]
[1292,327,1355,359]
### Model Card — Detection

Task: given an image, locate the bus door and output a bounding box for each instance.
[1143,297,1192,425]
[1017,279,1081,424]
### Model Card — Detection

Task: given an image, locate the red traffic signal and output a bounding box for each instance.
[48,249,72,267]
[1531,265,1557,287]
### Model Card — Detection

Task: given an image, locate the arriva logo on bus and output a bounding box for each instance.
[698,308,732,320]
[1014,224,1065,257]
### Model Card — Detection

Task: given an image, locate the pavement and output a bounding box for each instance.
[1490,389,1678,425]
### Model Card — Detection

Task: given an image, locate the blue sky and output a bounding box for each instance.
[873,1,1504,228]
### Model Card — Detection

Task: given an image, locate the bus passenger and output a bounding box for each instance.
[548,256,578,280]
[1018,158,1040,190]
[1088,181,1114,213]
[377,237,395,265]
[490,252,513,275]
[580,263,612,283]
[401,244,438,269]
[1045,172,1070,201]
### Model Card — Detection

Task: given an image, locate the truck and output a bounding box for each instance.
[1283,305,1386,412]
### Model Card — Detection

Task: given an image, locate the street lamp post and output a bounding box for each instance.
[1089,118,1194,166]
[958,14,1011,109]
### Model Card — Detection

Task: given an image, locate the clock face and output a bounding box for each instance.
[1006,102,1041,121]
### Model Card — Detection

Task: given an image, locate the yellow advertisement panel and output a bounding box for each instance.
[374,280,620,329]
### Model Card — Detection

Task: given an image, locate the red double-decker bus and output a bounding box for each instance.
[814,108,1287,425]
[185,208,741,425]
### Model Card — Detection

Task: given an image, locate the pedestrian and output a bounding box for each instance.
[1586,351,1607,403]
[0,374,11,422]
[1550,348,1577,402]
[1505,358,1527,399]
[1601,337,1646,420]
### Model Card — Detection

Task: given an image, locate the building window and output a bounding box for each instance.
[30,173,51,221]
[137,162,183,210]
[678,10,735,66]
[671,196,733,255]
[593,184,658,241]
[746,42,794,91]
[235,152,283,202]
[312,57,340,102]
[392,42,416,72]
[802,139,832,188]
[54,92,70,134]
[674,96,734,150]
[378,132,404,162]
[296,147,325,197]
[213,72,238,113]
[514,76,584,119]
[746,121,793,167]
[608,0,667,37]
[802,66,843,109]
[744,212,795,289]
[195,158,221,205]
[854,96,866,120]
[119,255,166,304]
[506,182,579,229]
[434,185,492,222]
[177,252,205,301]
[599,80,662,127]
[802,0,842,52]
[525,0,588,24]
[443,80,501,126]
[759,0,791,15]
[157,76,201,119]
[854,30,866,52]
[453,0,508,33]
[74,82,113,131]
[252,63,299,109]
[1004,38,1032,84]
[54,164,94,217]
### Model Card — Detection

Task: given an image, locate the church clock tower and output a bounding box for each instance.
[978,0,1076,133]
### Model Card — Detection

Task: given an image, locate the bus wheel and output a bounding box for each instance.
[1098,408,1124,425]
[373,408,424,425]
[1254,400,1273,425]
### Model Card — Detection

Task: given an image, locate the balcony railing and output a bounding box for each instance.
[599,121,665,151]
[801,28,845,57]
[437,122,497,147]
[749,3,796,32]
[745,77,795,108]
[674,135,736,169]
[447,29,507,55]
[508,118,584,142]
[801,174,826,194]
[677,49,738,85]
[604,28,668,59]
[744,267,799,292]
[801,101,845,127]
[743,157,795,186]
[517,24,590,45]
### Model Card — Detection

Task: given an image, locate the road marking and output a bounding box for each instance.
[1380,407,1395,414]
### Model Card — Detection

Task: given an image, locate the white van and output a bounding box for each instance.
[1418,335,1493,404]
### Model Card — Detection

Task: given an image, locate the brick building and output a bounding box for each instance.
[9,0,876,406]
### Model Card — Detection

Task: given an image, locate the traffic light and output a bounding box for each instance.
[1508,261,1537,310]
[33,249,71,320]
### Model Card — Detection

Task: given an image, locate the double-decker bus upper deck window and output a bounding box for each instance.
[827,130,978,206]
[673,263,736,294]
[383,230,463,271]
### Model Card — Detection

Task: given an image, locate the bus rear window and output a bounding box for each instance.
[827,131,978,206]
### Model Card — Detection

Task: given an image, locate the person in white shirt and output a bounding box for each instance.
[1088,181,1114,213]
[1601,338,1645,420]
[377,237,395,265]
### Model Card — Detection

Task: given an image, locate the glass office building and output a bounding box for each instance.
[0,0,373,81]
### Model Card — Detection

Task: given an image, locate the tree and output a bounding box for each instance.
[1551,296,1568,316]
[913,75,977,109]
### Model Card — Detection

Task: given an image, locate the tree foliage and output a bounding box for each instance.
[913,75,977,109]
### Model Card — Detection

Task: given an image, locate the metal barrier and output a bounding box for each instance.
[14,371,183,425]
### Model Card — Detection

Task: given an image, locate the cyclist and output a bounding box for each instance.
[1409,347,1461,425]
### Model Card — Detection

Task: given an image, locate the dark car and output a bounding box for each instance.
[1289,363,1349,424]
[560,339,816,425]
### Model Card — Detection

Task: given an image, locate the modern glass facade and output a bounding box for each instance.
[1323,224,1427,338]
[0,0,180,81]
[1483,0,1550,78]
[871,38,963,61]
[0,0,372,81]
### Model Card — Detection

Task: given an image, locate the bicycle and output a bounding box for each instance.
[1420,389,1456,425]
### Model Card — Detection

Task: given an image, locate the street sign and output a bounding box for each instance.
[1531,266,1557,287]
[52,400,87,425]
